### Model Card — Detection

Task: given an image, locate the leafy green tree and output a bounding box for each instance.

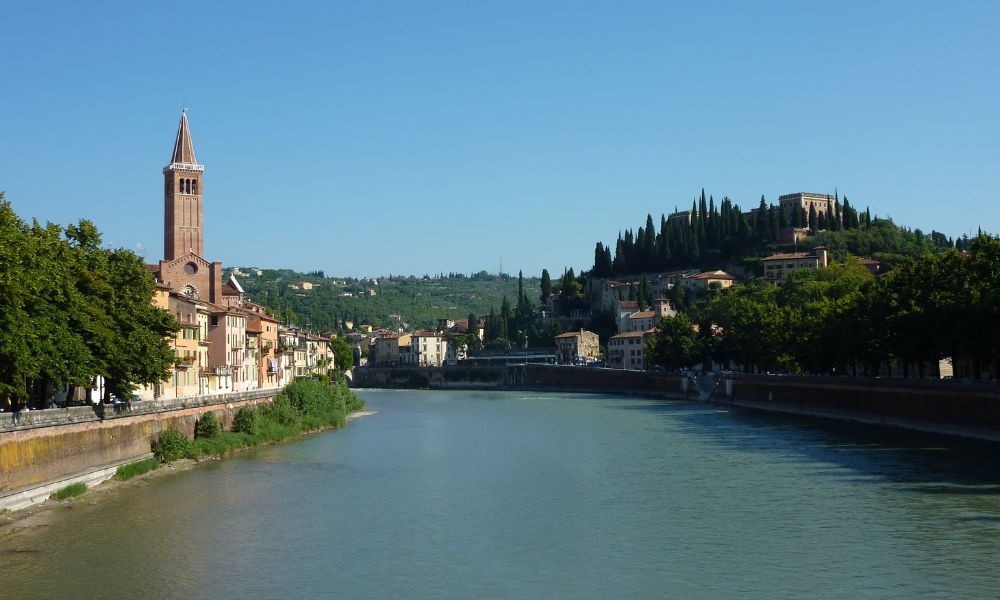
[645,314,700,370]
[0,198,177,403]
[330,337,355,371]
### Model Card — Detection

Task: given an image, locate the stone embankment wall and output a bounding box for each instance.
[0,389,278,497]
[354,365,1000,441]
[353,365,688,397]
[720,375,1000,441]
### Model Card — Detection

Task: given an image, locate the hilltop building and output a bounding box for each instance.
[762,246,829,284]
[778,192,833,221]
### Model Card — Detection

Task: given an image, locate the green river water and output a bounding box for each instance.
[3,389,1000,599]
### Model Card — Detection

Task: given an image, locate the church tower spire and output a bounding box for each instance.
[163,110,205,260]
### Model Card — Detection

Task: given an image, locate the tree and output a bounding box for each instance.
[330,337,355,371]
[645,314,700,370]
[0,197,177,404]
[540,269,552,304]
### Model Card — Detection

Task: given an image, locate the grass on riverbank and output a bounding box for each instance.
[114,457,161,481]
[154,377,364,462]
[50,482,87,501]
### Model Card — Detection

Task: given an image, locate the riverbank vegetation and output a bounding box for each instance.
[646,235,1000,378]
[50,482,87,501]
[153,377,364,462]
[113,457,161,481]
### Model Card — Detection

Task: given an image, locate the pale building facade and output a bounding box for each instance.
[554,329,601,364]
[410,331,448,367]
[762,246,829,284]
[627,311,656,333]
[608,330,654,370]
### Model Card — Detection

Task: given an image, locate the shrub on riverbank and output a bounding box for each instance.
[195,411,221,438]
[153,427,193,462]
[232,406,260,435]
[150,379,365,461]
[51,482,87,501]
[114,457,160,481]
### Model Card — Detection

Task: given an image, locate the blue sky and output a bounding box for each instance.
[3,1,998,277]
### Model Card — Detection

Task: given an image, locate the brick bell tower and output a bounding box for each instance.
[163,110,204,261]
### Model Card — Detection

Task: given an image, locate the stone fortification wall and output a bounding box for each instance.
[0,389,278,496]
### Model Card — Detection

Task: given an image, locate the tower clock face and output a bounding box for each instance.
[185,262,198,275]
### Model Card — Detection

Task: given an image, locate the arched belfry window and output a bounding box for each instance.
[192,179,197,194]
[185,179,191,194]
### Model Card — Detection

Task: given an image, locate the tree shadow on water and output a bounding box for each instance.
[612,398,1000,496]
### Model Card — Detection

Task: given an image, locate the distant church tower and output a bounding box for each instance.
[163,111,204,261]
[154,111,223,304]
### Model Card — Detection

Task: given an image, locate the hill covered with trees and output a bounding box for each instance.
[591,190,970,278]
[229,268,541,333]
[645,235,1000,379]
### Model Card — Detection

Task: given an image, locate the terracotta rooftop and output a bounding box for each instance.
[761,252,819,261]
[629,311,656,319]
[618,300,639,309]
[610,330,654,339]
[687,270,736,280]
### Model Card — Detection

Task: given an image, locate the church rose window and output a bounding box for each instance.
[185,262,198,275]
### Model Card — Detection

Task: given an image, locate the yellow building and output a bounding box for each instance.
[762,246,829,284]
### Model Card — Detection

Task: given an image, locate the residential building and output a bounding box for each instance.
[370,333,413,367]
[409,331,448,367]
[608,330,655,370]
[615,299,639,332]
[762,246,829,284]
[168,293,203,398]
[245,303,280,388]
[627,311,656,333]
[682,270,736,290]
[554,329,601,364]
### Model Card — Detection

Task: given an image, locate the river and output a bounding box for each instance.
[3,390,1000,598]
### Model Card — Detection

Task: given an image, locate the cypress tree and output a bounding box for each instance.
[809,203,818,231]
[755,196,769,239]
[639,273,650,309]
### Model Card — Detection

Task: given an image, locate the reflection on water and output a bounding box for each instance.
[3,390,1000,599]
